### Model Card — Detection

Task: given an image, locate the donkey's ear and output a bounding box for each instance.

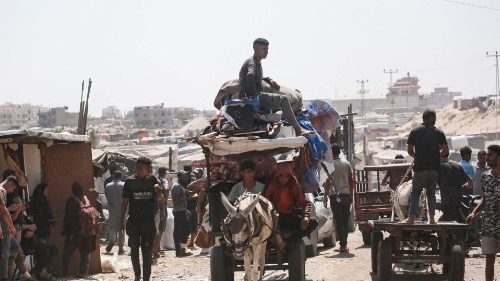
[241,194,260,217]
[220,192,237,215]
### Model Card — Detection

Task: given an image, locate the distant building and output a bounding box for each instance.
[38,107,79,128]
[133,104,169,128]
[102,106,123,119]
[0,103,47,129]
[328,98,387,114]
[133,104,208,129]
[388,73,422,111]
[424,87,462,108]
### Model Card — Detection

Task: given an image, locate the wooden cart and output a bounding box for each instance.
[369,220,468,281]
[354,163,411,244]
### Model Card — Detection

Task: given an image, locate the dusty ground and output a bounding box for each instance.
[62,227,495,281]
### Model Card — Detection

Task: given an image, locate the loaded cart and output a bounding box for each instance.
[196,135,311,281]
[369,220,469,281]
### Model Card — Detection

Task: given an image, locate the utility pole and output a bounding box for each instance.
[486,51,499,141]
[384,69,398,133]
[357,80,369,124]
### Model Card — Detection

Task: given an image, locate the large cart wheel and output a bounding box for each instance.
[371,231,383,273]
[448,242,465,281]
[362,229,372,245]
[210,245,234,281]
[377,237,393,281]
[288,239,306,281]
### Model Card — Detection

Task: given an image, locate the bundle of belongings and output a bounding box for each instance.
[207,79,303,138]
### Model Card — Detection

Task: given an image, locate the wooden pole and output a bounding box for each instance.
[82,78,92,134]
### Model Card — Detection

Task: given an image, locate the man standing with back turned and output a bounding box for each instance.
[120,157,162,281]
[239,38,312,136]
[401,109,448,224]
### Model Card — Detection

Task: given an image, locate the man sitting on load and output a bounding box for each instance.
[239,38,312,136]
[227,160,265,203]
[264,154,318,252]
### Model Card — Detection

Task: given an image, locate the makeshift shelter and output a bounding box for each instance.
[0,129,101,275]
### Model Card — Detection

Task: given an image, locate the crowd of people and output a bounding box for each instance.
[396,109,499,281]
[0,171,59,281]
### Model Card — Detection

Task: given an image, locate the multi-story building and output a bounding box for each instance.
[38,107,79,128]
[102,106,123,119]
[424,87,462,108]
[133,104,210,129]
[388,73,422,111]
[133,104,169,128]
[0,103,48,129]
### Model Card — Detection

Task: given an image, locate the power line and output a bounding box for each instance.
[443,0,500,11]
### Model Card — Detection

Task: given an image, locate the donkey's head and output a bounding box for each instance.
[220,192,261,259]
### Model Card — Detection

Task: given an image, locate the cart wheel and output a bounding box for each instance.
[362,229,372,245]
[377,237,393,281]
[371,231,383,273]
[288,239,306,281]
[448,242,465,281]
[210,245,234,281]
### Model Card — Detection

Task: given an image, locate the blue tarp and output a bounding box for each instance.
[296,112,328,160]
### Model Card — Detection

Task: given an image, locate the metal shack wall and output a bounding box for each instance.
[43,142,101,275]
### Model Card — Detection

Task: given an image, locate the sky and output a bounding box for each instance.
[1,0,499,116]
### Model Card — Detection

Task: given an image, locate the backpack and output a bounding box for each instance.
[75,196,101,236]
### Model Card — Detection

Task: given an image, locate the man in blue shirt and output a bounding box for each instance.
[459,146,475,185]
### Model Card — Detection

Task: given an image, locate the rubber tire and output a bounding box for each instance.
[377,238,393,281]
[371,231,383,273]
[210,245,234,281]
[448,243,465,281]
[362,229,372,245]
[288,239,306,281]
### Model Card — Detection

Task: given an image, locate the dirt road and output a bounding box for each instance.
[73,228,491,281]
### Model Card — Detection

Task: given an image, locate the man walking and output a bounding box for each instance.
[239,38,311,136]
[120,157,162,281]
[105,170,125,255]
[401,109,448,224]
[473,150,489,196]
[171,172,193,257]
[323,144,354,253]
[466,144,499,281]
[152,167,169,259]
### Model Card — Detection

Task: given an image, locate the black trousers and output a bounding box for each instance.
[22,238,58,274]
[173,211,190,254]
[439,204,465,241]
[330,194,352,248]
[278,214,318,243]
[126,219,155,280]
[62,236,90,276]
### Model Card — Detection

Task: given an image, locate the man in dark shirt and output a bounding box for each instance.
[402,109,448,224]
[239,38,311,136]
[120,157,161,281]
[438,154,473,241]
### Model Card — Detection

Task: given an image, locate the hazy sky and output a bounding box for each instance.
[1,0,499,116]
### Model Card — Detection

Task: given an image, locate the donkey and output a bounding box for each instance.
[220,192,277,281]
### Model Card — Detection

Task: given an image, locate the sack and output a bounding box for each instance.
[77,196,101,236]
[194,226,215,248]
